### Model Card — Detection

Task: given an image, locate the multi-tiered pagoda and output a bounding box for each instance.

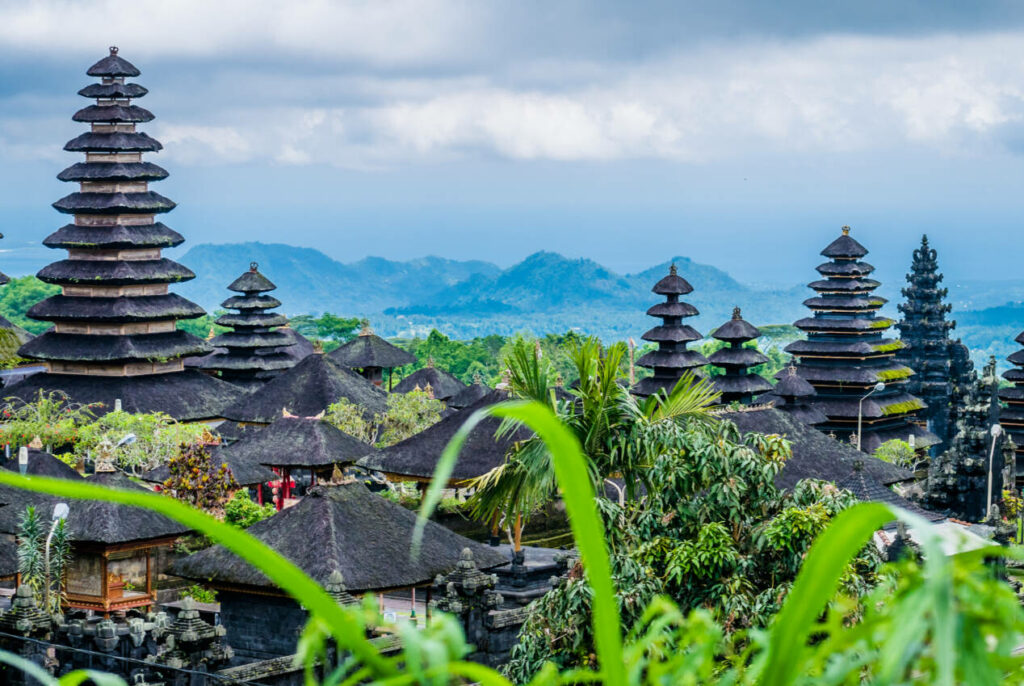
[5,48,239,419]
[767,365,828,425]
[1000,332,1024,481]
[198,262,295,387]
[708,307,772,404]
[894,235,959,450]
[633,265,708,398]
[785,227,937,453]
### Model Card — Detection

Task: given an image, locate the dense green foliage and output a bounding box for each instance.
[290,313,363,343]
[0,276,59,335]
[504,421,881,680]
[873,439,918,469]
[325,389,444,447]
[224,490,276,528]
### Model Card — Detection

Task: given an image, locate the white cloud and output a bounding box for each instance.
[4,22,1024,169]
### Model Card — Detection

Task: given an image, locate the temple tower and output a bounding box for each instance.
[198,262,295,386]
[1000,331,1024,481]
[633,264,708,398]
[708,307,772,404]
[6,48,238,419]
[894,235,957,449]
[785,227,937,453]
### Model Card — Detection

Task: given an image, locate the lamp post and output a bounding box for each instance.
[987,424,1004,521]
[856,382,887,452]
[44,502,69,615]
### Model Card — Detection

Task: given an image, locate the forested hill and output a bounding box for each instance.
[174,243,807,339]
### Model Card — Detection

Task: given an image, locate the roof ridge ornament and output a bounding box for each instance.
[249,261,258,272]
[109,46,118,56]
[842,225,851,236]
[669,263,677,276]
[732,306,741,320]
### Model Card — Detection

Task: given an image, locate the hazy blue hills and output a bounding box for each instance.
[173,242,807,340]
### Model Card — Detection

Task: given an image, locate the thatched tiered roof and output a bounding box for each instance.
[359,390,524,483]
[329,328,415,371]
[141,445,276,487]
[198,263,296,386]
[393,361,466,401]
[5,47,239,420]
[171,483,507,593]
[724,407,913,491]
[785,227,937,452]
[222,416,373,470]
[447,379,491,410]
[709,307,772,404]
[220,353,386,424]
[633,264,708,398]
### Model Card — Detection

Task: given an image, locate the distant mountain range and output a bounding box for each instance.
[174,243,807,340]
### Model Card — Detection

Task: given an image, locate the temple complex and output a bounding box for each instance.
[4,48,239,420]
[198,263,295,387]
[894,236,961,450]
[632,265,708,397]
[708,307,772,404]
[785,227,937,453]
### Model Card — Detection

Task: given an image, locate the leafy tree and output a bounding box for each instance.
[289,313,362,342]
[503,417,882,681]
[72,410,212,473]
[0,390,98,452]
[224,490,275,528]
[874,439,917,469]
[0,276,60,335]
[162,442,239,514]
[324,389,443,447]
[17,505,71,615]
[176,311,228,339]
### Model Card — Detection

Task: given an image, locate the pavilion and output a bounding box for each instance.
[329,324,415,389]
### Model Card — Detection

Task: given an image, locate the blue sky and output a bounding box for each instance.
[2,1,1024,285]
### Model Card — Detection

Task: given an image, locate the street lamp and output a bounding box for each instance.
[856,382,887,452]
[987,424,1004,520]
[43,502,69,615]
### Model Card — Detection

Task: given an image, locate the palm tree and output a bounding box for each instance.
[468,336,720,551]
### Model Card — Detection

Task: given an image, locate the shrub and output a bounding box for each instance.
[224,490,275,528]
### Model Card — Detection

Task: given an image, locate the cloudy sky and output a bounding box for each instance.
[2,0,1024,284]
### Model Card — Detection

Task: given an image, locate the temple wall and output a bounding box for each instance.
[218,591,306,661]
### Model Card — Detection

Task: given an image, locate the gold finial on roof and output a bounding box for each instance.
[206,327,215,341]
[732,306,741,320]
[424,383,435,399]
[250,261,258,272]
[28,436,43,450]
[312,340,324,354]
[427,357,435,368]
[109,46,119,55]
[841,225,851,236]
[472,372,483,385]
[669,264,677,276]
[358,319,372,336]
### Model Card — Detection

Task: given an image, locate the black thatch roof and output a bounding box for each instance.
[28,294,204,323]
[448,382,491,410]
[21,330,209,362]
[72,104,154,123]
[62,472,189,544]
[228,266,276,293]
[57,162,167,182]
[141,445,276,487]
[274,328,314,363]
[2,370,243,422]
[393,366,466,401]
[359,390,524,482]
[1,450,82,480]
[37,258,194,286]
[78,82,148,99]
[87,48,140,77]
[651,265,693,295]
[712,307,760,342]
[213,420,263,444]
[44,222,184,249]
[171,483,507,593]
[723,407,913,490]
[53,191,175,215]
[329,332,415,370]
[835,467,943,523]
[821,227,868,258]
[220,353,387,424]
[222,416,373,470]
[0,536,16,579]
[64,131,162,153]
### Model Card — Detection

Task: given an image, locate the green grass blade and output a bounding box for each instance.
[419,400,625,686]
[761,501,894,686]
[0,470,394,678]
